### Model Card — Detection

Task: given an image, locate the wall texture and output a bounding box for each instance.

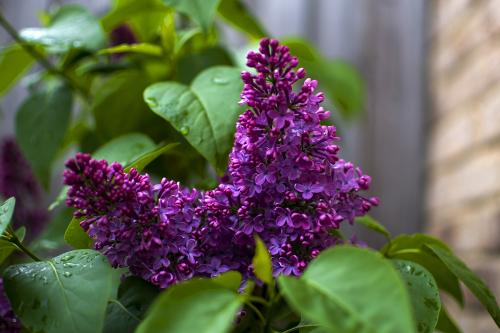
[428,1,500,331]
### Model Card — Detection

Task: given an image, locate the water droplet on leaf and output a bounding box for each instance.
[180,126,190,135]
[212,76,229,85]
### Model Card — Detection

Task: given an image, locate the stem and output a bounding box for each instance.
[281,324,319,333]
[248,295,271,307]
[245,301,266,325]
[11,238,42,262]
[0,11,89,98]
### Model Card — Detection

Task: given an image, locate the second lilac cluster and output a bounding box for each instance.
[64,38,378,288]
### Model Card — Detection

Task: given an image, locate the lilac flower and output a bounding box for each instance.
[109,24,137,61]
[294,183,324,200]
[0,137,48,240]
[0,279,20,333]
[64,38,378,289]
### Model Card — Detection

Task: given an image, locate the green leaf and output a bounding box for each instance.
[104,277,159,333]
[136,278,243,333]
[393,260,441,333]
[176,46,233,84]
[435,306,461,333]
[163,0,221,32]
[3,249,119,333]
[64,218,92,249]
[99,43,163,56]
[425,244,500,327]
[0,45,35,96]
[93,133,156,165]
[252,236,273,285]
[48,186,69,211]
[212,271,242,292]
[32,208,73,252]
[91,70,151,141]
[382,234,464,306]
[101,0,168,32]
[144,66,244,173]
[0,197,16,235]
[278,246,416,333]
[16,82,73,188]
[217,0,267,39]
[311,59,365,119]
[20,5,105,53]
[124,142,179,173]
[354,215,391,239]
[0,226,26,265]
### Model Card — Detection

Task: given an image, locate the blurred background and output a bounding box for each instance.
[0,1,498,331]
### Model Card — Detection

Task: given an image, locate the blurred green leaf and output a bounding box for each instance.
[144,66,244,173]
[91,70,151,141]
[3,249,119,333]
[32,208,73,252]
[163,0,221,32]
[314,59,365,119]
[382,234,464,306]
[104,277,159,333]
[393,260,441,333]
[16,82,73,188]
[64,217,92,249]
[212,271,242,292]
[101,0,168,33]
[0,224,25,265]
[99,43,163,56]
[0,197,15,235]
[0,45,35,96]
[435,306,461,333]
[136,278,242,333]
[278,246,416,333]
[48,187,69,211]
[93,133,156,165]
[160,11,176,55]
[217,0,267,39]
[354,215,391,239]
[124,142,179,173]
[20,5,105,53]
[177,46,233,84]
[283,38,365,119]
[252,236,273,285]
[425,244,500,327]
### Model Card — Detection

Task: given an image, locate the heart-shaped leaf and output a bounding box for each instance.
[0,197,15,235]
[144,66,244,173]
[279,246,416,333]
[393,260,441,333]
[104,277,159,333]
[382,234,464,306]
[16,82,73,187]
[136,278,243,333]
[3,249,119,333]
[20,5,105,53]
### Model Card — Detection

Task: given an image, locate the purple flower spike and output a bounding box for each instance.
[64,38,378,289]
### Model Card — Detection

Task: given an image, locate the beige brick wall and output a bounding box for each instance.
[428,1,500,332]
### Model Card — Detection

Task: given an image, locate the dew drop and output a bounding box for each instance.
[146,97,158,107]
[61,254,74,262]
[63,272,72,278]
[180,126,190,135]
[212,76,229,85]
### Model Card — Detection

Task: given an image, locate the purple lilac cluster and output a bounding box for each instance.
[64,39,378,288]
[0,279,20,333]
[0,138,48,240]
